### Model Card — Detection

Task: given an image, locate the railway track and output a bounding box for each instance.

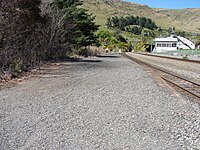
[123,53,200,100]
[136,52,200,64]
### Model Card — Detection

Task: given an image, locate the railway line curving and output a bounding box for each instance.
[123,53,200,100]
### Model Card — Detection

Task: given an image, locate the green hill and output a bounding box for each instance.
[82,0,200,34]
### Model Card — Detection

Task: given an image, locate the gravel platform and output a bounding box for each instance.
[0,53,200,150]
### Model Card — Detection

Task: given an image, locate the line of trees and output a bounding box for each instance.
[106,16,158,33]
[126,26,143,35]
[97,30,133,52]
[0,0,99,74]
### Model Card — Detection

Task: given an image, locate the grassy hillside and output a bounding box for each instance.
[82,0,200,34]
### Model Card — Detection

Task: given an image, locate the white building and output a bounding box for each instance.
[153,35,195,53]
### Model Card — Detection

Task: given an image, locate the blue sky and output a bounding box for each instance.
[125,0,200,9]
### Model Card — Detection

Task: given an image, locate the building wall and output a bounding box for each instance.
[153,36,195,53]
[153,41,177,52]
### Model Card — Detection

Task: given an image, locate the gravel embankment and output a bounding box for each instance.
[0,53,200,150]
[126,52,200,85]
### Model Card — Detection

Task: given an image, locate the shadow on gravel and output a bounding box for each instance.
[48,57,102,63]
[38,58,103,79]
[80,60,102,63]
[97,55,120,58]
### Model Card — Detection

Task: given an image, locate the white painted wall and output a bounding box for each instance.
[153,37,178,52]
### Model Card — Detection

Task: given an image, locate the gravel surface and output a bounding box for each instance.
[126,52,200,85]
[0,53,200,150]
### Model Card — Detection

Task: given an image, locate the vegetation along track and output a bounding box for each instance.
[122,53,200,100]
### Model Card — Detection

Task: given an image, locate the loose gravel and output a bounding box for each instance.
[126,52,200,85]
[0,53,200,150]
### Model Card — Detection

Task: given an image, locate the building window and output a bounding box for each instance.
[157,43,161,47]
[172,43,177,47]
[157,42,177,47]
[167,43,172,47]
[162,43,167,47]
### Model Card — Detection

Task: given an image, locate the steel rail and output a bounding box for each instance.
[161,77,200,99]
[123,53,200,100]
[135,53,200,64]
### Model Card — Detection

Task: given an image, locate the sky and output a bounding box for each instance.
[125,0,200,9]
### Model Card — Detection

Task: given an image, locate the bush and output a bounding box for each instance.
[0,0,99,74]
[0,0,45,72]
[134,41,146,52]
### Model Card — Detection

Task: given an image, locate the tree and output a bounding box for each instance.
[168,27,173,34]
[0,0,99,73]
[177,31,186,37]
[73,9,99,48]
[44,0,99,57]
[106,15,158,33]
[112,16,120,28]
[158,27,162,33]
[106,17,112,28]
[139,17,146,28]
[114,33,127,43]
[97,30,128,51]
[0,0,45,72]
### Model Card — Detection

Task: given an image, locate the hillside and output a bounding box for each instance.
[82,0,200,33]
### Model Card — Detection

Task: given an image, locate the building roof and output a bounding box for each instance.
[155,37,178,42]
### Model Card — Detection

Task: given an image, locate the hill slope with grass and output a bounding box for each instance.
[82,0,200,33]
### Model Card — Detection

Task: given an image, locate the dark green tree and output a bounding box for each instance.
[106,15,158,32]
[74,9,99,48]
[106,17,112,28]
[139,17,146,28]
[51,0,99,52]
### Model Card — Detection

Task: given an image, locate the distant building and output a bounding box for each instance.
[153,35,195,53]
